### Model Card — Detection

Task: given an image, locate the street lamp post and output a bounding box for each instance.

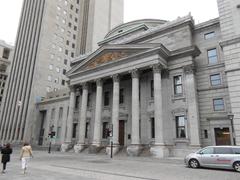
[228,113,236,145]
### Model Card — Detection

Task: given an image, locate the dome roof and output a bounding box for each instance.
[105,19,167,39]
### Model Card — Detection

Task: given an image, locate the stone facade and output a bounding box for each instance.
[35,0,240,156]
[0,40,14,111]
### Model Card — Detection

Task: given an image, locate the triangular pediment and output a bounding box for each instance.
[68,44,158,76]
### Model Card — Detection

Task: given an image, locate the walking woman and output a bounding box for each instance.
[20,143,33,174]
[1,143,13,173]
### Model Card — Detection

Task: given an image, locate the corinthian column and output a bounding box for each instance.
[74,83,88,153]
[112,75,120,145]
[90,79,103,153]
[150,64,168,158]
[61,86,75,152]
[127,69,142,156]
[184,65,200,147]
[106,75,120,155]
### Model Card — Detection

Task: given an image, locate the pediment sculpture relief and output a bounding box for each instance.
[87,51,130,69]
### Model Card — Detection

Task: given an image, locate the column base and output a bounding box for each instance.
[127,144,143,156]
[150,145,169,158]
[106,144,120,155]
[88,144,103,153]
[74,144,87,153]
[61,143,73,152]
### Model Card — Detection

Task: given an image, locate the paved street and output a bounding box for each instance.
[0,150,239,180]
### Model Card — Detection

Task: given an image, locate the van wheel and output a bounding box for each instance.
[189,159,199,168]
[233,162,240,172]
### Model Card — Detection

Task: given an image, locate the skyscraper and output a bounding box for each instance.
[0,0,123,143]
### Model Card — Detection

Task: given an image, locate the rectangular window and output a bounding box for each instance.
[48,75,52,82]
[119,89,124,104]
[49,64,53,70]
[2,48,10,59]
[176,116,186,138]
[204,32,215,39]
[56,67,60,73]
[208,48,218,64]
[85,122,89,138]
[150,80,154,98]
[63,69,67,75]
[59,107,63,120]
[174,75,183,95]
[210,74,221,86]
[213,98,224,111]
[51,108,55,120]
[72,123,77,138]
[61,79,65,86]
[75,95,80,109]
[102,122,108,139]
[151,118,155,138]
[73,34,76,39]
[64,59,68,65]
[65,49,68,55]
[204,130,208,138]
[87,93,91,107]
[104,91,110,106]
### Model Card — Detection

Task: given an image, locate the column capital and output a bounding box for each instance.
[184,64,195,74]
[95,79,103,86]
[112,74,119,82]
[81,82,88,90]
[69,86,75,92]
[152,64,163,73]
[130,69,139,78]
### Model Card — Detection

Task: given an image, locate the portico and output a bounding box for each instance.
[60,42,201,157]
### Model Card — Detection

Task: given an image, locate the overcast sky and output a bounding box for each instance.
[0,0,219,45]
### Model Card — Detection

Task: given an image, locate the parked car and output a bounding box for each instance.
[184,146,240,172]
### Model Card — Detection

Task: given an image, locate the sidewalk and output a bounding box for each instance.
[1,150,238,180]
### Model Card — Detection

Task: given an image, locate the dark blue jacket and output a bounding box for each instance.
[1,147,13,164]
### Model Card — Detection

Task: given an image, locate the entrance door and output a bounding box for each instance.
[119,120,125,146]
[214,128,231,145]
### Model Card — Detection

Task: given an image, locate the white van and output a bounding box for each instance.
[184,146,240,172]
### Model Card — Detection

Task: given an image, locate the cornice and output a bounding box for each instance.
[194,18,220,31]
[169,45,201,60]
[37,95,69,105]
[219,35,240,48]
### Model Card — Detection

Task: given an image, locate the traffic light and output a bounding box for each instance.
[48,131,56,138]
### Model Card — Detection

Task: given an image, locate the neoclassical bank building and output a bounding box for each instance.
[35,9,240,157]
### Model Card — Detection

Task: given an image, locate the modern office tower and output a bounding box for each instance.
[0,0,123,143]
[0,40,14,110]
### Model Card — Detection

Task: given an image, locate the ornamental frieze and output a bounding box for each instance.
[87,51,130,69]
